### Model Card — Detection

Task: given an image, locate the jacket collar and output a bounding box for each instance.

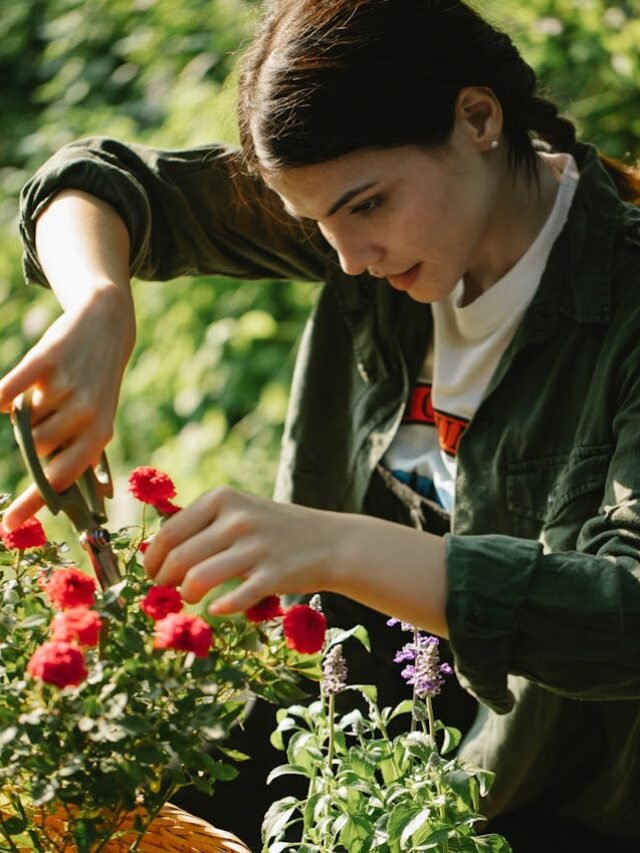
[528,142,633,327]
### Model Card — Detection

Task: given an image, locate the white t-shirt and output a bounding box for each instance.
[383,153,579,512]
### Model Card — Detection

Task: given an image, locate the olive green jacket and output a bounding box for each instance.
[20,140,640,837]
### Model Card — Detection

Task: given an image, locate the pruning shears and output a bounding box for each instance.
[11,389,122,590]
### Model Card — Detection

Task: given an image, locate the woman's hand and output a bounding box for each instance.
[144,487,340,610]
[0,189,134,530]
[0,285,135,529]
[144,486,450,636]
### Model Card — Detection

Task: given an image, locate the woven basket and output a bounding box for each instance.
[16,802,251,853]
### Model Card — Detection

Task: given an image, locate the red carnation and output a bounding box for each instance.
[153,612,213,658]
[282,604,327,654]
[0,517,47,550]
[128,466,176,508]
[141,586,184,621]
[155,499,182,517]
[245,595,284,623]
[51,608,103,647]
[27,641,88,688]
[42,568,96,610]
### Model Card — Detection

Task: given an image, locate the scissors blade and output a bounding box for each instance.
[11,390,122,589]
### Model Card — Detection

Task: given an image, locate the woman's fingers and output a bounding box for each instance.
[144,487,339,611]
[0,353,46,414]
[145,487,239,580]
[1,483,47,529]
[206,572,271,615]
[1,434,107,529]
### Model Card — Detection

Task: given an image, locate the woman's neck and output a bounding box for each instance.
[462,155,560,306]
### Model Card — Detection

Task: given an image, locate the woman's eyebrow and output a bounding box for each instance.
[325,181,377,217]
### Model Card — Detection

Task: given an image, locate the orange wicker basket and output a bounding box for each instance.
[14,802,252,853]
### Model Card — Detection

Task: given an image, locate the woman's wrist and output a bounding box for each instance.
[325,512,449,637]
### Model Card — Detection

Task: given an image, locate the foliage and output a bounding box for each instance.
[0,486,321,852]
[1,0,639,530]
[263,626,512,852]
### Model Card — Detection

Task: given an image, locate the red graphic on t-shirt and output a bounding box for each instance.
[402,383,469,457]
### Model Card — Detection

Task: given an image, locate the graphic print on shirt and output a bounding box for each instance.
[386,375,468,511]
[402,382,469,457]
[383,152,580,513]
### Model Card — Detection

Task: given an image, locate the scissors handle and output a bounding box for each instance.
[11,390,121,589]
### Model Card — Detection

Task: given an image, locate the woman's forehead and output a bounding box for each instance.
[261,146,417,219]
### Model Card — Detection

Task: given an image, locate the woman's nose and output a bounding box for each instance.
[321,226,383,277]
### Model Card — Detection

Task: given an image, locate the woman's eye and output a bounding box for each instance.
[350,196,381,216]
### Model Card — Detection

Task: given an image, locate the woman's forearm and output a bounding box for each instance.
[0,190,137,528]
[35,189,134,323]
[327,512,449,636]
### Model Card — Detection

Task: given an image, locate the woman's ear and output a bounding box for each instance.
[455,86,503,151]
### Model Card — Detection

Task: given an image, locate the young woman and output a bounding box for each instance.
[2,1,640,848]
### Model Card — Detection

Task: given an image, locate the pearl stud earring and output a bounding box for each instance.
[490,139,499,149]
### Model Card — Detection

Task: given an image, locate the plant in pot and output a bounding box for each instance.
[0,467,323,853]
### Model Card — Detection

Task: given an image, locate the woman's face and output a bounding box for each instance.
[263,126,501,303]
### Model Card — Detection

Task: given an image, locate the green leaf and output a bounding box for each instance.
[442,768,476,810]
[473,833,514,852]
[1,816,27,835]
[215,745,250,762]
[211,762,239,781]
[262,796,300,841]
[347,684,378,704]
[267,763,312,784]
[386,699,415,722]
[435,720,462,754]
[326,624,370,652]
[399,807,431,848]
[387,802,421,847]
[338,814,372,850]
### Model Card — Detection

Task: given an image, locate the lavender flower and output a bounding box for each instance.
[393,631,452,700]
[387,616,414,632]
[322,643,348,696]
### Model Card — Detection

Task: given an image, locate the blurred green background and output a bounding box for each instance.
[1,0,639,541]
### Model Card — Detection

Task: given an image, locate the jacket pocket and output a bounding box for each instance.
[506,445,611,533]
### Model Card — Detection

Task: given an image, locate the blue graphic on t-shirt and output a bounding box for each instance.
[391,469,444,507]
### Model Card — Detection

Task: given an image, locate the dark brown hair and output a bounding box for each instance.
[238,0,639,202]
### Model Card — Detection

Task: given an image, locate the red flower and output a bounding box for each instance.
[27,641,88,688]
[282,604,327,654]
[128,466,176,508]
[141,586,184,621]
[155,499,182,517]
[0,517,47,550]
[51,608,103,647]
[245,595,284,623]
[153,612,213,658]
[42,568,97,609]
[138,538,152,555]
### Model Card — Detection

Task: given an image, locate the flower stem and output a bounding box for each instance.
[327,693,336,769]
[0,815,21,853]
[426,696,436,749]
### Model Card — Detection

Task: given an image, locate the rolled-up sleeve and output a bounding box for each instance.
[446,530,640,713]
[19,137,332,287]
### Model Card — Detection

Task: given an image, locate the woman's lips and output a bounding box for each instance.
[386,263,421,291]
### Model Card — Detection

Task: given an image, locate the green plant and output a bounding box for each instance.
[0,474,322,852]
[263,618,511,852]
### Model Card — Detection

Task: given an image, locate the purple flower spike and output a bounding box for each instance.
[394,630,452,699]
